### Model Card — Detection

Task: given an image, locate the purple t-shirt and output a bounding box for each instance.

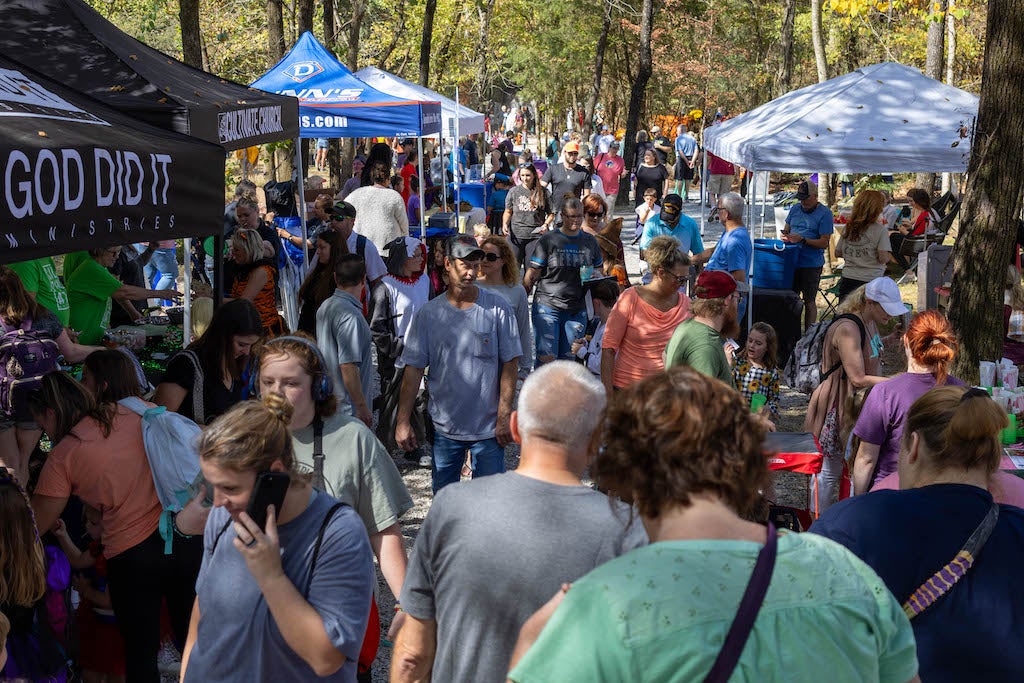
[853,372,965,487]
[407,194,421,227]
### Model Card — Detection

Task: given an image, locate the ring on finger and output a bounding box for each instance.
[245,537,258,548]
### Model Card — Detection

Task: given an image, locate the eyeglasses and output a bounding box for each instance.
[730,291,747,302]
[586,211,605,218]
[562,213,583,221]
[482,253,500,262]
[565,152,579,156]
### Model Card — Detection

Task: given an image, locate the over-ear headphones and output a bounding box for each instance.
[251,335,333,402]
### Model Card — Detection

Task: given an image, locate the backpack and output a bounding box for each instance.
[0,319,61,419]
[783,314,866,394]
[118,396,203,553]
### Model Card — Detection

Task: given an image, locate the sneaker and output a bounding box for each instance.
[418,454,432,468]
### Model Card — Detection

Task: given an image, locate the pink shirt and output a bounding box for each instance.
[602,287,691,388]
[873,471,1024,509]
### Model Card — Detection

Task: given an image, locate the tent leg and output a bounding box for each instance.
[183,237,192,343]
[747,165,756,334]
[214,233,224,307]
[760,172,768,239]
[418,137,426,240]
[699,152,708,237]
[295,140,308,276]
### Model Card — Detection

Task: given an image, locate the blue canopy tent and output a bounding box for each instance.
[252,32,441,326]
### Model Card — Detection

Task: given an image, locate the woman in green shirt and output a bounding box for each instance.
[66,245,179,345]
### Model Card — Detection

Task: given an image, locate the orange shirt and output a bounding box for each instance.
[231,264,279,333]
[602,287,692,388]
[35,405,162,558]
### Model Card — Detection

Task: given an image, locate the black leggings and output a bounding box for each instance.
[509,233,539,272]
[106,529,204,683]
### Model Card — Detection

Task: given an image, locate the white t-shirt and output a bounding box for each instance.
[347,232,387,282]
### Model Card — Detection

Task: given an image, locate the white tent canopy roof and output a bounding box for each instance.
[355,66,485,136]
[703,62,978,173]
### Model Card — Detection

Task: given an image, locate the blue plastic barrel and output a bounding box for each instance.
[458,181,489,209]
[751,239,800,289]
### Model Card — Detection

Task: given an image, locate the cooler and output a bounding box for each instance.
[455,181,489,210]
[752,239,800,289]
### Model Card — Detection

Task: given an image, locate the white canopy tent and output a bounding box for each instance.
[355,66,485,135]
[699,61,979,332]
[703,61,978,174]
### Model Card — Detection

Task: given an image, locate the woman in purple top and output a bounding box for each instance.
[852,310,962,494]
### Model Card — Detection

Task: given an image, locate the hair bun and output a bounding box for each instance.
[261,391,295,426]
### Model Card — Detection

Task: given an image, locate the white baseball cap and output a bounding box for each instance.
[865,277,908,316]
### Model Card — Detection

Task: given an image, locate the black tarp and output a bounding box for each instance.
[0,58,226,263]
[0,0,299,151]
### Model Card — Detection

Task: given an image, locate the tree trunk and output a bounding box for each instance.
[775,0,797,95]
[941,2,957,194]
[583,0,613,141]
[347,0,367,68]
[267,0,286,62]
[419,0,438,86]
[297,0,314,34]
[322,0,336,49]
[472,0,497,106]
[948,0,1024,382]
[810,0,829,83]
[918,0,948,193]
[622,0,655,203]
[178,0,202,67]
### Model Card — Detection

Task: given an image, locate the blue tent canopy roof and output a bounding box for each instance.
[252,32,441,139]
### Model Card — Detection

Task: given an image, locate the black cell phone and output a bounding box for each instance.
[246,471,290,530]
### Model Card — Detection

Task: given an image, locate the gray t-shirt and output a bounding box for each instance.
[479,282,532,374]
[837,221,889,283]
[291,412,413,535]
[316,290,374,416]
[185,490,374,683]
[400,472,647,683]
[541,162,589,206]
[504,184,549,239]
[400,287,521,440]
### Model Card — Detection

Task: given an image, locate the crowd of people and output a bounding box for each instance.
[2,123,1022,683]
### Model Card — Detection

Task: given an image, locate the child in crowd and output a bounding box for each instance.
[390,175,405,195]
[487,175,511,234]
[473,223,491,246]
[732,322,782,419]
[53,507,126,683]
[632,188,660,243]
[407,175,422,229]
[572,279,621,377]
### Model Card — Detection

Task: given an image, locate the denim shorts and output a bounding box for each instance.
[532,303,587,364]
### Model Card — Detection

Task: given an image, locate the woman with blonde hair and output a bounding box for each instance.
[478,235,532,376]
[181,394,375,682]
[228,228,287,336]
[805,276,905,514]
[814,385,1024,683]
[601,235,691,392]
[835,189,891,299]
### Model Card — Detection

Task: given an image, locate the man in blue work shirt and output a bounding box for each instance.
[639,193,704,257]
[693,192,752,321]
[782,179,834,331]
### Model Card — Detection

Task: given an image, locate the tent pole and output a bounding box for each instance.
[441,134,448,213]
[747,164,756,335]
[295,139,309,276]
[183,237,192,343]
[418,136,426,240]
[453,86,460,231]
[760,172,768,238]
[699,151,708,237]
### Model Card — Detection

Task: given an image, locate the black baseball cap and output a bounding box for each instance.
[446,235,485,260]
[327,201,357,220]
[662,194,683,209]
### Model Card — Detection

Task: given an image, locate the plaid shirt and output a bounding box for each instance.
[732,360,781,418]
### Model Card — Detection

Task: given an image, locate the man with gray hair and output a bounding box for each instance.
[692,191,752,320]
[391,361,646,683]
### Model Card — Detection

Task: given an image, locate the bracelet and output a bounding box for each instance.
[171,512,195,539]
[394,603,402,613]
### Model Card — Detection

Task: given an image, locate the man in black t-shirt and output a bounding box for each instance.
[540,141,590,217]
[650,125,673,166]
[462,133,480,168]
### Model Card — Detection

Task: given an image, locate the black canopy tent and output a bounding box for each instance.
[0,57,226,264]
[0,0,299,150]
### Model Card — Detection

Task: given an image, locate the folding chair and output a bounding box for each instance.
[817,272,842,320]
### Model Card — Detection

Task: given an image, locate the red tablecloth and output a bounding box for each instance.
[764,432,823,476]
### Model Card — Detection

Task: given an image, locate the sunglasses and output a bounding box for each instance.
[566,151,579,156]
[481,252,500,262]
[586,211,605,218]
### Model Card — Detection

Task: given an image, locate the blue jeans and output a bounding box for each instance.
[532,303,587,365]
[150,247,178,304]
[432,433,505,493]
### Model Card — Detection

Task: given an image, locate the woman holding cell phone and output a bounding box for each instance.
[180,395,375,683]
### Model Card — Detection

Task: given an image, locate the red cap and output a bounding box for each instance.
[694,270,746,299]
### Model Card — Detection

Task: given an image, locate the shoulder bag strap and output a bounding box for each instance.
[303,502,346,599]
[182,350,205,425]
[311,417,326,493]
[703,523,778,683]
[903,502,999,619]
